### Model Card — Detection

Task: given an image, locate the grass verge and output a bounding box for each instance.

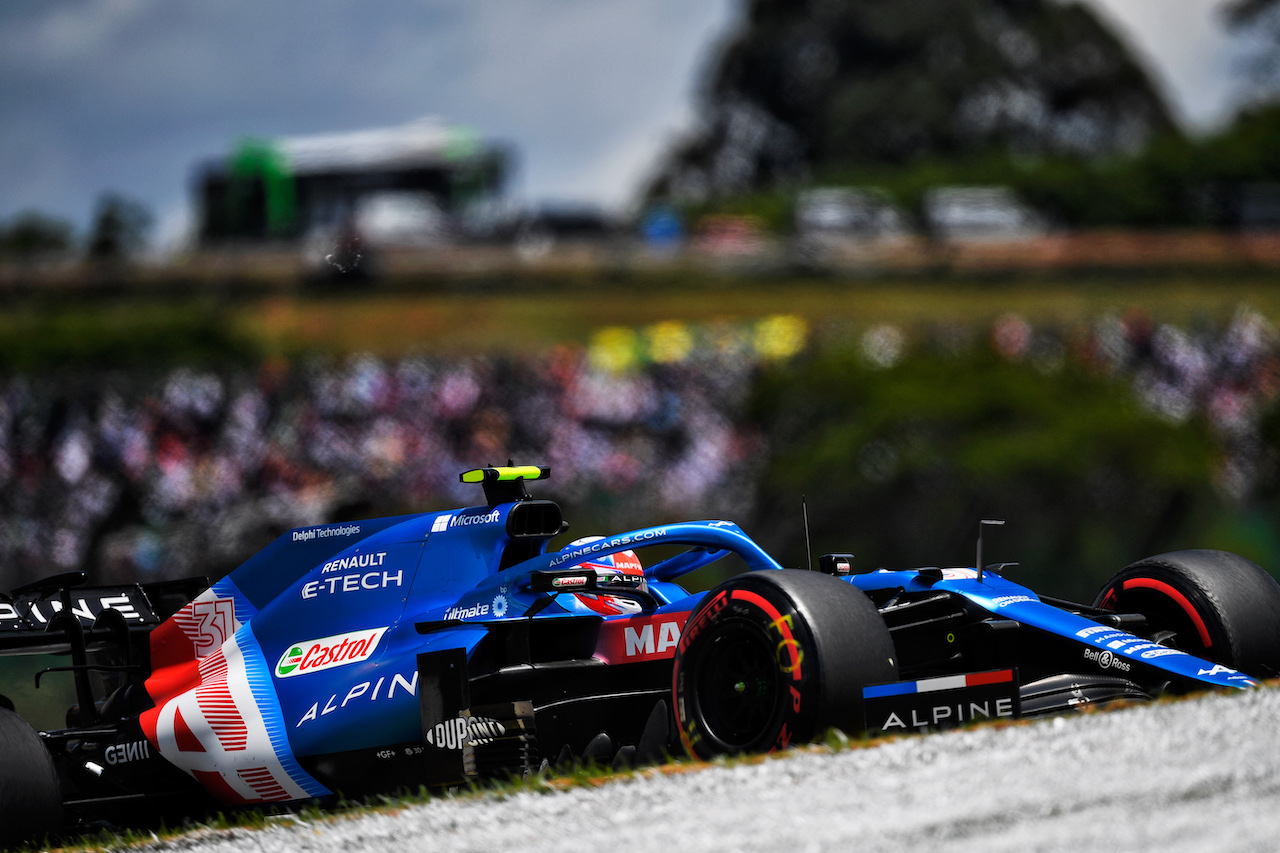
[4,272,1280,368]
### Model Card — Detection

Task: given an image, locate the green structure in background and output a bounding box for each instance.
[194,119,509,245]
[227,138,297,238]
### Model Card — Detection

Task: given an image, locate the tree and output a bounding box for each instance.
[1228,0,1276,24]
[648,0,1176,200]
[745,345,1220,602]
[0,211,74,262]
[86,193,153,262]
[1227,0,1280,104]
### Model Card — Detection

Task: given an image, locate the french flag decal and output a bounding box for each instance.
[861,669,1020,734]
[863,669,1015,699]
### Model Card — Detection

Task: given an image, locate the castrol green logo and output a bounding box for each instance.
[274,627,387,678]
[277,646,305,675]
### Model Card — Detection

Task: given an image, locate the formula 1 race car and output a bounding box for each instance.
[3,466,1280,846]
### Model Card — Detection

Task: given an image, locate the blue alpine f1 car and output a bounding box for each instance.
[2,466,1279,845]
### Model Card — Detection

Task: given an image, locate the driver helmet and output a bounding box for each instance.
[559,536,645,616]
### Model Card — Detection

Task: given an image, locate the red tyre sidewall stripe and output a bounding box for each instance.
[731,588,803,680]
[1122,577,1213,648]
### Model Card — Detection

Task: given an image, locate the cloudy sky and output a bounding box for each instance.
[0,0,1255,247]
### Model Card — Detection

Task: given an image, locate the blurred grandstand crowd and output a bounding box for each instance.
[0,318,794,589]
[0,309,1277,589]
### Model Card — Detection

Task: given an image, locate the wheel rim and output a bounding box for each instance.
[691,619,783,750]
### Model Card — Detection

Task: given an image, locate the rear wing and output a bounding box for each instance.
[0,571,205,656]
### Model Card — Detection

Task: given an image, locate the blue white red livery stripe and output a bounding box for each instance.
[863,669,1015,699]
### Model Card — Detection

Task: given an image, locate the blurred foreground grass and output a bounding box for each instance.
[234,274,1280,359]
[3,272,1279,367]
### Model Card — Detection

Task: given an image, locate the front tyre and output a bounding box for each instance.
[673,570,897,759]
[1094,549,1280,678]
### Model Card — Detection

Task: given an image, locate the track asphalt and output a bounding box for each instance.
[149,686,1280,853]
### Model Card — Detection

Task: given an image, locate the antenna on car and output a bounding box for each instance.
[803,494,813,571]
[976,519,1005,583]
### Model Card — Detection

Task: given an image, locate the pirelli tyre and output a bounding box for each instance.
[1094,549,1280,679]
[0,707,62,848]
[673,570,897,759]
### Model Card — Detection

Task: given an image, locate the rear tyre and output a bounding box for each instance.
[1094,549,1280,678]
[0,708,62,848]
[673,570,897,759]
